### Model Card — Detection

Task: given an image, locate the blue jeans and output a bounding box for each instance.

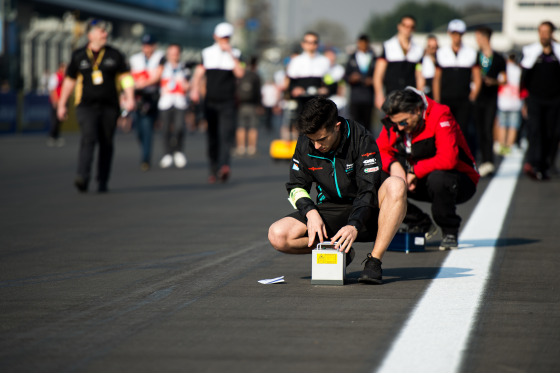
[133,111,157,164]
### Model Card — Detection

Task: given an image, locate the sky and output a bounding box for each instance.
[269,0,504,44]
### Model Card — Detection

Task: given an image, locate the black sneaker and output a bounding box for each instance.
[408,215,438,240]
[74,176,88,193]
[439,234,458,250]
[345,247,355,267]
[425,223,438,240]
[358,254,382,284]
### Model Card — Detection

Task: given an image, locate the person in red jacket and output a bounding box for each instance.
[377,87,479,250]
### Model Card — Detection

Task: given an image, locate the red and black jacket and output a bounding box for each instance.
[377,96,479,185]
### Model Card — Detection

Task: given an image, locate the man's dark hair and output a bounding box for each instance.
[303,31,320,42]
[358,34,370,43]
[296,97,338,135]
[382,89,425,116]
[540,21,556,32]
[400,15,416,25]
[476,26,493,39]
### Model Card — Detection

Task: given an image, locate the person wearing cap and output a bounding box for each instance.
[433,19,481,153]
[373,15,424,110]
[473,26,507,177]
[520,20,560,181]
[376,87,479,250]
[129,34,165,172]
[57,19,135,193]
[189,22,245,183]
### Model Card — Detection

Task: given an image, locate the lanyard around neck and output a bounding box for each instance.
[86,48,105,71]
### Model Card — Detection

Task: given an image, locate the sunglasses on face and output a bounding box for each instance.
[381,116,410,128]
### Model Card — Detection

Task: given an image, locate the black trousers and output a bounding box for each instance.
[49,106,62,139]
[525,95,560,173]
[441,97,475,153]
[406,170,476,236]
[349,102,374,131]
[159,107,186,155]
[75,105,119,184]
[474,97,498,164]
[205,100,236,175]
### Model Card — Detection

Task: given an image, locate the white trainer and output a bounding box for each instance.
[478,162,495,177]
[173,152,187,168]
[159,154,173,168]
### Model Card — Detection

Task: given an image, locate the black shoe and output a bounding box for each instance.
[98,182,108,193]
[439,234,458,250]
[407,215,437,239]
[74,177,88,193]
[358,254,382,284]
[346,247,355,267]
[424,223,438,240]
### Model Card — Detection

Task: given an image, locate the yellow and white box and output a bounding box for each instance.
[311,242,345,285]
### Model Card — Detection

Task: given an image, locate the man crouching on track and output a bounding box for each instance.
[268,97,407,284]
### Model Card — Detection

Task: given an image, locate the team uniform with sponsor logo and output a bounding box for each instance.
[287,52,331,115]
[377,92,479,238]
[285,118,383,241]
[200,43,242,180]
[379,36,423,95]
[435,43,478,141]
[65,44,129,190]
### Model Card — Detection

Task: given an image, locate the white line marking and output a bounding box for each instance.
[377,149,524,373]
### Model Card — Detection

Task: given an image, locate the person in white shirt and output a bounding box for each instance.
[129,34,165,171]
[190,22,245,183]
[373,15,424,110]
[158,44,190,169]
[286,32,330,118]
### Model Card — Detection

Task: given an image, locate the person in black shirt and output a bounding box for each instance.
[190,22,245,183]
[520,21,560,181]
[344,34,376,130]
[433,19,482,153]
[474,26,506,177]
[268,97,407,284]
[57,19,134,193]
[373,15,424,110]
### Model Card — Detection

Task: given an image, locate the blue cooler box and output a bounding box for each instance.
[388,231,426,253]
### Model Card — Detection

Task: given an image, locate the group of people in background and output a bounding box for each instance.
[50,15,560,194]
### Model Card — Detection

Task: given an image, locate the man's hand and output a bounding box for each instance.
[57,105,67,121]
[331,225,358,253]
[407,172,417,191]
[306,209,327,247]
[291,86,305,98]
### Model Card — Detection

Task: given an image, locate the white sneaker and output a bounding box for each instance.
[478,162,495,177]
[173,152,187,168]
[159,154,173,168]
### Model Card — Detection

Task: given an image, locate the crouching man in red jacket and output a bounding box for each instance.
[377,87,480,250]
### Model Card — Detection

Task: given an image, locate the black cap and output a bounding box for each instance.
[141,34,157,45]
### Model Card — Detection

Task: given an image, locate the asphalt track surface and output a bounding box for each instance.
[0,128,559,372]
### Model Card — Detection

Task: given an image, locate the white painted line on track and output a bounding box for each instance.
[376,148,524,373]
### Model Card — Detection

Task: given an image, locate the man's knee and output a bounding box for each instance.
[383,176,407,202]
[268,222,288,252]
